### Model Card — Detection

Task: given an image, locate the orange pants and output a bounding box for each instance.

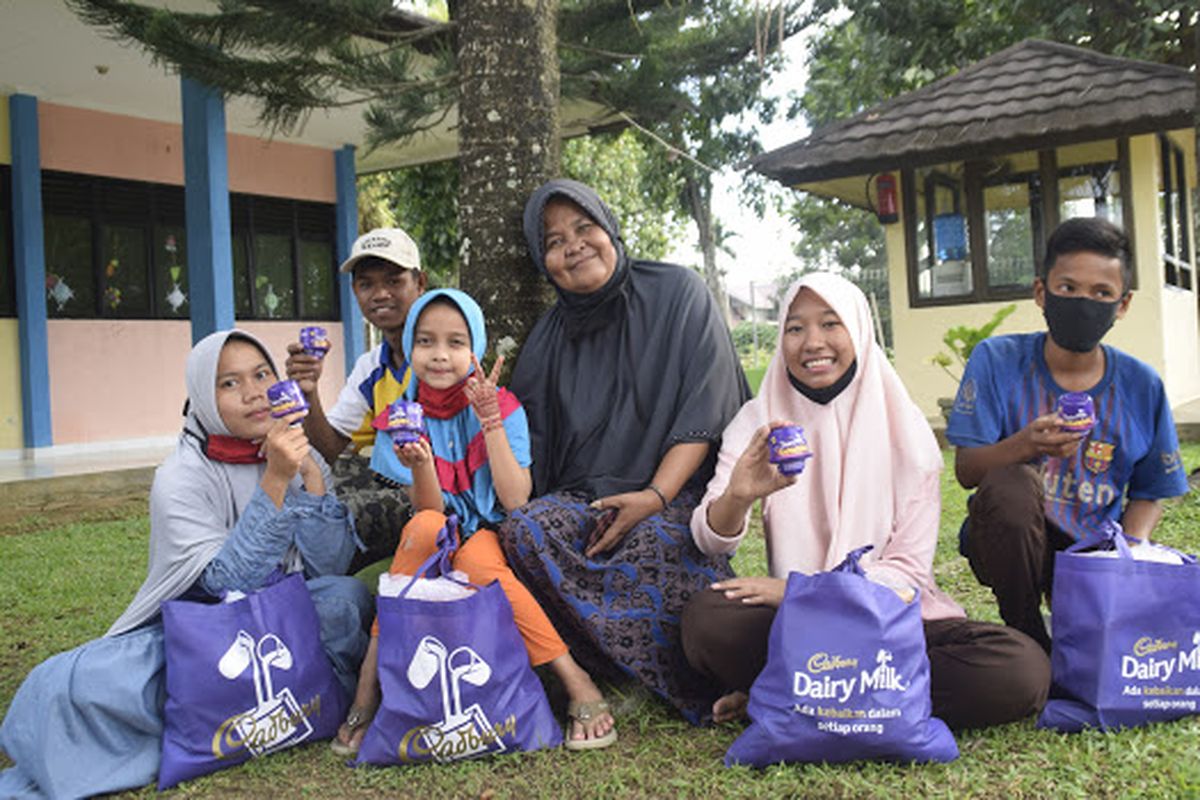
[370,510,568,667]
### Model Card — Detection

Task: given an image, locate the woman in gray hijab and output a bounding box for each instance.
[500,180,750,727]
[0,330,371,799]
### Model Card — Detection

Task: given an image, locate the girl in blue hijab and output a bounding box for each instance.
[334,290,617,754]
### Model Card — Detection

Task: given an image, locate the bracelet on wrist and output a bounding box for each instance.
[480,416,505,434]
[646,482,669,510]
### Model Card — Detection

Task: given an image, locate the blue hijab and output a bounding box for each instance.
[371,289,531,537]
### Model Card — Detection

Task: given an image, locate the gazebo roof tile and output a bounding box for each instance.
[752,39,1195,185]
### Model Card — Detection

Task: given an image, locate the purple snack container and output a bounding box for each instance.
[767,425,813,476]
[267,379,310,421]
[1056,391,1095,434]
[387,400,424,446]
[299,325,331,359]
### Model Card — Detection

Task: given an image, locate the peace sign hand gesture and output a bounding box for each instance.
[464,352,504,428]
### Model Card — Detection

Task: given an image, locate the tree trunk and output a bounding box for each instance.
[453,0,560,361]
[684,172,732,326]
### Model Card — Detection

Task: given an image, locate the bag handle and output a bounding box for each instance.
[399,514,466,599]
[1066,520,1134,559]
[832,544,874,576]
[1065,520,1196,565]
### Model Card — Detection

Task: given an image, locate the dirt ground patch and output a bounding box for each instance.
[0,469,151,536]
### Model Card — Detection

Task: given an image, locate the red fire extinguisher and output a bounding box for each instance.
[875,173,899,224]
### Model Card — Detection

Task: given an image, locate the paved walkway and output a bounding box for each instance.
[0,438,173,485]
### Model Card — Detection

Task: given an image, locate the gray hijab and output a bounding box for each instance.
[108,329,307,635]
[513,179,750,497]
[184,327,244,436]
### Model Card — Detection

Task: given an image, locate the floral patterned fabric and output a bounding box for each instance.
[500,488,733,724]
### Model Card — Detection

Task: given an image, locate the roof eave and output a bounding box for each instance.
[759,111,1195,187]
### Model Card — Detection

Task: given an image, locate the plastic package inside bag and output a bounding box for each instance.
[378,570,475,602]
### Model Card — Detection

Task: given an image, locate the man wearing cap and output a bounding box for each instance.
[286,227,427,570]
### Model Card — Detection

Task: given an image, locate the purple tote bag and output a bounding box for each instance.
[1038,524,1200,732]
[356,516,562,765]
[725,546,958,767]
[158,573,347,789]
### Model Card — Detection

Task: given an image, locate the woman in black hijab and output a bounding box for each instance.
[500,179,750,724]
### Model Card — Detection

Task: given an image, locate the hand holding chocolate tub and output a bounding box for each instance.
[726,421,802,504]
[393,437,434,471]
[260,414,312,484]
[284,333,327,395]
[386,399,425,446]
[1021,411,1086,460]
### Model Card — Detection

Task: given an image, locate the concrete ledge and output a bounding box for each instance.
[1178,422,1200,444]
[0,438,173,484]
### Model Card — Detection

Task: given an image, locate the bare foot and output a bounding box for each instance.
[712,691,748,723]
[332,637,381,756]
[550,653,616,746]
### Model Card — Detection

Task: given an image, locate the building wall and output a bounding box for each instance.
[39,102,184,186]
[0,94,10,163]
[38,103,335,202]
[0,320,21,449]
[1,99,18,448]
[886,137,1189,420]
[1154,129,1200,407]
[46,320,345,444]
[227,136,336,202]
[37,103,336,201]
[22,101,343,446]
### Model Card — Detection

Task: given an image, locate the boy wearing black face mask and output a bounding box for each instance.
[946,217,1189,653]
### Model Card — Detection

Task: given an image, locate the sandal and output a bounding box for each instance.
[564,699,618,751]
[330,703,376,757]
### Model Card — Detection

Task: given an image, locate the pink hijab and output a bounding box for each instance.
[693,272,963,620]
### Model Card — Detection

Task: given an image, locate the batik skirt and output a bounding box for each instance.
[499,488,733,724]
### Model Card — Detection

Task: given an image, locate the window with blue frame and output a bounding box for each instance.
[229,193,338,320]
[904,141,1135,307]
[0,166,13,317]
[39,171,338,319]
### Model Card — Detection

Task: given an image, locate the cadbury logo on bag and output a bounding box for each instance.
[210,629,321,759]
[792,649,909,723]
[1120,632,1200,694]
[395,635,517,763]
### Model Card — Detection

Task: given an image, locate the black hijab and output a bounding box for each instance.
[514,179,751,498]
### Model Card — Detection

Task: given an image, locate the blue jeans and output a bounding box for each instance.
[306,575,373,696]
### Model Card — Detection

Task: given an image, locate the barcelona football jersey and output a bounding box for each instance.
[946,332,1188,539]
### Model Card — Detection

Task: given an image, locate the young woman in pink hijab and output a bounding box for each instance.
[681,272,1049,729]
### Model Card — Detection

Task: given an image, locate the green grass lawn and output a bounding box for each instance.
[744,365,766,395]
[2,446,1199,799]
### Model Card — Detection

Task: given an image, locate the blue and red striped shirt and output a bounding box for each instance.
[946,332,1188,539]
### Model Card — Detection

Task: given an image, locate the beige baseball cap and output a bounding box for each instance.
[338,227,422,273]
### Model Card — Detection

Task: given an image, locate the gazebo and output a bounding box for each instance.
[752,39,1197,418]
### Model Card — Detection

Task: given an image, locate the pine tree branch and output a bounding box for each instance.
[558,40,641,60]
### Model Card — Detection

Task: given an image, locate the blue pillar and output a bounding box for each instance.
[335,144,363,372]
[181,76,234,343]
[10,94,52,448]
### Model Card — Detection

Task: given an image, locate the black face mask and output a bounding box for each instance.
[1042,291,1121,353]
[788,359,858,404]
